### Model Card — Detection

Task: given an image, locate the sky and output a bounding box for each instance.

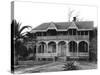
[14,1,97,32]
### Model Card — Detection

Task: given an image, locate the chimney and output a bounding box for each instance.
[73,17,76,22]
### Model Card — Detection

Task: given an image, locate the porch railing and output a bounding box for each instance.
[36,52,89,58]
[69,52,89,56]
[36,53,57,58]
[37,35,89,41]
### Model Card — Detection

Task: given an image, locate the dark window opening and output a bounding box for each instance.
[69,41,77,52]
[47,29,57,36]
[78,41,88,52]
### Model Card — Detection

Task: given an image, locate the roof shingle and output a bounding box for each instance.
[31,21,93,32]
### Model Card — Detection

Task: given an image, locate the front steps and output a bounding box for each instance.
[57,56,67,62]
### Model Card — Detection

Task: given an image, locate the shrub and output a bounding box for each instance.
[63,61,79,71]
[89,38,97,62]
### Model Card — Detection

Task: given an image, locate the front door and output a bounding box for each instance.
[61,44,66,56]
[58,41,66,56]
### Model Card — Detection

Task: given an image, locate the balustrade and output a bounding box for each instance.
[37,35,89,41]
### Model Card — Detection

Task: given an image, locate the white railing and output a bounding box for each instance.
[78,52,89,56]
[69,52,89,56]
[36,53,57,58]
[36,52,89,58]
[37,35,89,41]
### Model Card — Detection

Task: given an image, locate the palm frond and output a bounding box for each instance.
[19,26,32,34]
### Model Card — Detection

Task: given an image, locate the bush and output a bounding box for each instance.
[16,45,29,61]
[89,27,97,62]
[63,61,79,71]
[89,38,97,62]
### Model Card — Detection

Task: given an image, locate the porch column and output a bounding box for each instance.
[66,41,69,56]
[43,44,46,53]
[88,42,89,60]
[46,42,48,61]
[56,43,58,55]
[88,42,89,53]
[77,41,79,58]
[36,43,38,61]
[44,44,47,53]
[46,42,48,53]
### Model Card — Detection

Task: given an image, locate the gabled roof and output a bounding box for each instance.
[31,21,93,32]
[47,22,57,30]
[68,22,78,29]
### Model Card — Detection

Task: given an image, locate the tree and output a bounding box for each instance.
[12,20,32,41]
[67,8,84,22]
[11,20,32,65]
[24,32,37,60]
[68,8,75,22]
[89,27,97,62]
[24,32,36,42]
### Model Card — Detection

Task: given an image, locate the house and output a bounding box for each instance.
[31,17,93,61]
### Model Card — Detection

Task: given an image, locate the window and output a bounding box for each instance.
[78,41,88,52]
[68,29,77,35]
[69,41,77,52]
[48,42,56,53]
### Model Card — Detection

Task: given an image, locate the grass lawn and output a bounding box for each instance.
[77,61,97,70]
[14,60,97,74]
[14,60,53,71]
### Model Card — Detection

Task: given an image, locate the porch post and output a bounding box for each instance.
[36,43,38,61]
[66,41,68,56]
[77,41,79,58]
[56,42,58,56]
[67,41,69,56]
[55,42,59,61]
[88,42,89,61]
[53,43,57,62]
[66,41,68,61]
[88,42,89,53]
[76,30,79,59]
[46,42,48,61]
[46,42,48,53]
[44,44,46,53]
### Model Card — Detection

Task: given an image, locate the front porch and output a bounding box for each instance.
[35,40,89,61]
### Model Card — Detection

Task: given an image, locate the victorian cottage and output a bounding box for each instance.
[31,17,93,61]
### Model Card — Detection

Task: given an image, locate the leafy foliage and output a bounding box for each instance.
[89,27,97,62]
[63,61,79,70]
[24,32,36,42]
[12,20,32,65]
[12,20,32,41]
